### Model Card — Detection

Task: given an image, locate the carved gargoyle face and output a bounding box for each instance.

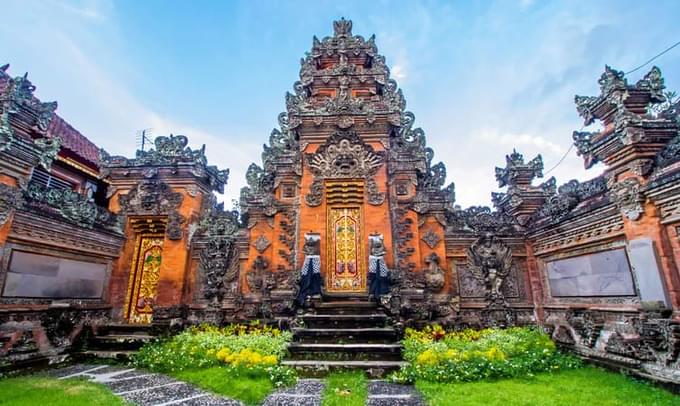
[332,153,359,175]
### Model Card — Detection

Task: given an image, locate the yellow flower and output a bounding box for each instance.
[416,349,439,365]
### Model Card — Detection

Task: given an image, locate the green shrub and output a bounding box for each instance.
[132,322,297,389]
[390,326,581,383]
[133,323,292,373]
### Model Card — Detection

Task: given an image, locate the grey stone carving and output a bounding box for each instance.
[609,177,644,220]
[198,210,240,303]
[0,183,22,226]
[423,252,445,293]
[421,229,441,249]
[467,232,513,305]
[253,235,271,253]
[23,182,121,231]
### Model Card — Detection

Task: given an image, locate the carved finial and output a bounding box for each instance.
[333,17,352,37]
[495,150,543,188]
[598,65,626,95]
[636,66,666,103]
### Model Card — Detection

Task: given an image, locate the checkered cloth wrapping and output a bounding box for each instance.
[368,255,389,277]
[300,255,321,276]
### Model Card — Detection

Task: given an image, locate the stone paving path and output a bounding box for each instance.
[262,378,325,406]
[366,380,426,406]
[49,364,425,405]
[49,364,243,406]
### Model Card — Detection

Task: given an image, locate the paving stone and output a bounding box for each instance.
[262,379,324,406]
[368,380,418,396]
[109,369,152,380]
[262,394,322,406]
[367,396,426,406]
[48,364,103,378]
[159,394,243,406]
[367,380,427,406]
[121,382,204,406]
[274,379,325,395]
[84,365,130,375]
[106,374,176,393]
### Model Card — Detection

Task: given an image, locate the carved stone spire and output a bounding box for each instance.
[333,18,352,37]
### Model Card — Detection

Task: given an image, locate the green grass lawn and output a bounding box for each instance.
[416,366,679,406]
[322,370,368,406]
[171,366,274,406]
[0,376,128,406]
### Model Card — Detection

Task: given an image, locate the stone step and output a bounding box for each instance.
[300,313,388,328]
[289,343,402,353]
[281,360,407,378]
[75,350,137,361]
[288,343,402,361]
[313,301,378,315]
[292,327,397,344]
[90,334,154,350]
[98,323,154,336]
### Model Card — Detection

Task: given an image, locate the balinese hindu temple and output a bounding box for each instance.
[1,19,680,384]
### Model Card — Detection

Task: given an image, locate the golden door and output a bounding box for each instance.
[124,235,164,324]
[327,206,366,292]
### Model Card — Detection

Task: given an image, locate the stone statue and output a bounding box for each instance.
[423,252,445,293]
[368,233,390,299]
[468,232,513,305]
[296,233,322,306]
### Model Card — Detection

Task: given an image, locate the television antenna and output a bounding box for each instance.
[135,128,153,151]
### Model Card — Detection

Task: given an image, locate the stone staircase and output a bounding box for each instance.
[283,297,406,377]
[76,323,155,361]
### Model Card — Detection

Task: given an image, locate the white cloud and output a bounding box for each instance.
[477,129,564,155]
[391,64,407,80]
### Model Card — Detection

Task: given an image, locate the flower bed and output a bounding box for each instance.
[390,325,581,383]
[133,322,297,390]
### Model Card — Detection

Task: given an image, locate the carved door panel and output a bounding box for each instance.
[327,206,366,292]
[124,235,164,324]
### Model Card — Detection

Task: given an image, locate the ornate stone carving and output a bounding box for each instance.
[655,133,680,167]
[553,325,576,346]
[421,228,441,249]
[22,182,121,231]
[366,178,385,206]
[246,255,272,293]
[467,233,513,305]
[0,71,58,149]
[565,309,604,348]
[423,252,445,293]
[119,179,183,215]
[533,176,608,221]
[253,235,271,253]
[305,178,324,207]
[166,211,185,240]
[306,130,384,178]
[198,211,241,303]
[495,149,543,188]
[450,206,516,235]
[277,208,296,272]
[0,183,22,226]
[101,134,229,193]
[34,136,62,170]
[609,177,644,220]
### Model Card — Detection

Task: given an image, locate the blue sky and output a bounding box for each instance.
[2,0,680,207]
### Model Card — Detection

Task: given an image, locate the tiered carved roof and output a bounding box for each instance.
[572,65,678,172]
[241,18,454,214]
[102,134,229,193]
[0,64,99,170]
